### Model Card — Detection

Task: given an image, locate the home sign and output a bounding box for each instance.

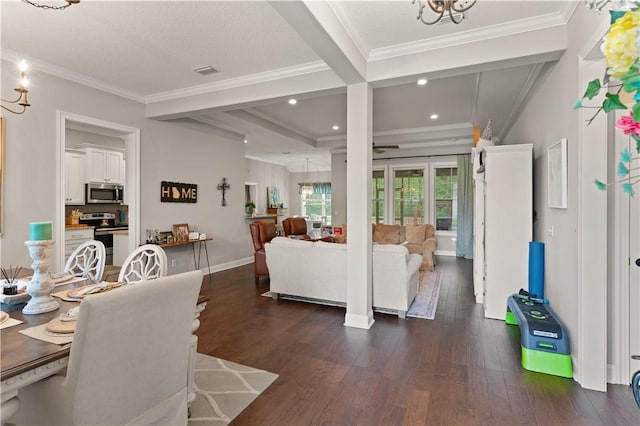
[161,181,197,203]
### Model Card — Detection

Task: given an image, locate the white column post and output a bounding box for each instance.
[344,82,374,329]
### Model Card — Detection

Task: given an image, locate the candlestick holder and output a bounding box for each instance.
[23,240,59,315]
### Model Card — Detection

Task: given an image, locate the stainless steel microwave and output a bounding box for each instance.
[86,182,124,204]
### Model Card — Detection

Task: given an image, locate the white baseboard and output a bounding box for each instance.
[198,257,253,275]
[434,250,455,257]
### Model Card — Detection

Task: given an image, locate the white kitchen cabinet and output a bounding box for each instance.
[65,227,94,261]
[473,144,533,320]
[84,148,124,184]
[65,151,86,205]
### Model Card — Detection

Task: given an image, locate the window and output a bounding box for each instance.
[372,170,385,224]
[301,183,331,224]
[434,167,457,231]
[393,168,424,225]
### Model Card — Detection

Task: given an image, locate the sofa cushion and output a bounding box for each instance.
[373,224,405,244]
[405,225,426,244]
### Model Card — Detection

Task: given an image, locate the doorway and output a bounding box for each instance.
[56,111,140,272]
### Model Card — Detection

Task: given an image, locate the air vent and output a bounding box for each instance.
[192,65,219,76]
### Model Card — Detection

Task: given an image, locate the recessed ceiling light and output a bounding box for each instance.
[430,114,438,120]
[332,125,340,130]
[288,98,297,105]
[417,78,428,86]
[244,139,247,144]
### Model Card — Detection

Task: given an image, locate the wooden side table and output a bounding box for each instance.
[159,238,213,282]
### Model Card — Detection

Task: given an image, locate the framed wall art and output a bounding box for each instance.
[548,138,568,209]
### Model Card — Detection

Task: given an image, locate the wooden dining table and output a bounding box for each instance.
[0,276,208,424]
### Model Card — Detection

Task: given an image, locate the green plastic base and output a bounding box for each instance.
[505,310,517,325]
[521,346,573,378]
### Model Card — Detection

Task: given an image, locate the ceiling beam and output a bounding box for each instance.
[269,0,367,85]
[145,66,344,120]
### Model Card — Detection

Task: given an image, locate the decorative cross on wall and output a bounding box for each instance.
[217,177,230,206]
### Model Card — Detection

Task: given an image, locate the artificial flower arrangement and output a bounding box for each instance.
[574,4,640,196]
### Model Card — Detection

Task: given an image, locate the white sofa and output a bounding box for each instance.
[265,237,422,318]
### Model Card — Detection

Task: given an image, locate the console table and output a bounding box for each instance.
[160,238,212,282]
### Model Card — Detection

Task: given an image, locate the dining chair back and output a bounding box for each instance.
[63,240,106,283]
[118,244,168,284]
[12,270,203,425]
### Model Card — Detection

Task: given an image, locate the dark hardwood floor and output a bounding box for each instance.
[195,256,640,425]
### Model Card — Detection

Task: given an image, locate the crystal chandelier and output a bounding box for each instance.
[299,158,314,197]
[1,60,30,115]
[413,0,477,25]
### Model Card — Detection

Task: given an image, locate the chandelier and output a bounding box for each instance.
[413,0,477,25]
[299,158,314,197]
[1,60,30,115]
[21,0,79,10]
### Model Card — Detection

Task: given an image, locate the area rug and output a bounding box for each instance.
[407,269,442,320]
[188,353,278,425]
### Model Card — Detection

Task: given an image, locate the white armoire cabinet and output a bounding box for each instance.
[473,144,533,320]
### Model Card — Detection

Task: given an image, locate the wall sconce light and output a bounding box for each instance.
[1,60,30,115]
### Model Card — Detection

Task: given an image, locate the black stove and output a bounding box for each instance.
[79,213,128,233]
[79,213,128,265]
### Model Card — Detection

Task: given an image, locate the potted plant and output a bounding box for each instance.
[245,201,256,216]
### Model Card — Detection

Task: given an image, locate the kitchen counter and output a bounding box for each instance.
[245,214,277,222]
[65,224,94,229]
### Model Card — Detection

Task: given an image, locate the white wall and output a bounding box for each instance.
[66,128,125,151]
[245,158,290,215]
[501,5,608,386]
[0,59,252,274]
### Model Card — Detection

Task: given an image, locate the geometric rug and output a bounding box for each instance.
[407,269,442,320]
[188,353,278,425]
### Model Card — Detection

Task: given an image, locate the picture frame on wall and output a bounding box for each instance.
[548,138,568,209]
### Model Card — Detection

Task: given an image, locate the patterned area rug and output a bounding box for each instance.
[188,353,278,425]
[407,269,442,320]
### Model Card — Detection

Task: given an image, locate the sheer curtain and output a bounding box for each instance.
[456,154,474,259]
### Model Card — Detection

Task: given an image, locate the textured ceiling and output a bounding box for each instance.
[1,0,574,172]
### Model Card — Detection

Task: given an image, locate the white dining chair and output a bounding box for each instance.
[63,240,106,283]
[118,244,167,284]
[11,270,203,426]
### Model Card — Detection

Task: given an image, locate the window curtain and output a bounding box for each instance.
[456,154,474,259]
[297,182,331,194]
[313,182,331,194]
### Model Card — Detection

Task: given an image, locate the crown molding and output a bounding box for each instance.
[244,108,316,141]
[145,61,330,104]
[496,62,544,141]
[327,1,371,61]
[1,49,145,103]
[369,12,567,62]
